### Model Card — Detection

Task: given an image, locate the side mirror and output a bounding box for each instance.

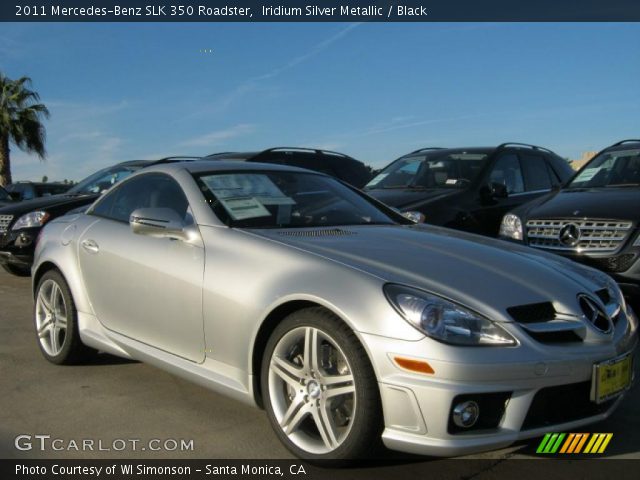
[480,182,508,201]
[130,208,187,241]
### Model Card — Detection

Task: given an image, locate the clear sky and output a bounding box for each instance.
[1,22,639,181]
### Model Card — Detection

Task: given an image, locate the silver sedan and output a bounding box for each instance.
[32,160,638,462]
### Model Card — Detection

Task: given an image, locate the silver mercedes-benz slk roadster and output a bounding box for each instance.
[32,160,637,461]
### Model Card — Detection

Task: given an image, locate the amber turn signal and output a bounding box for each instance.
[393,356,435,375]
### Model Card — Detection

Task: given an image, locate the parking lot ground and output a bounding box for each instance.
[1,269,638,474]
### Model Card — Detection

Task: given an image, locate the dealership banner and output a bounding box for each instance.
[4,459,640,480]
[1,0,640,22]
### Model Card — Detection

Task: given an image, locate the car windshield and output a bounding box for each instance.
[0,186,8,201]
[67,164,144,195]
[196,170,398,229]
[364,152,489,190]
[35,184,69,196]
[568,149,640,188]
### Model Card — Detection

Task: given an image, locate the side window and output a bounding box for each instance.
[489,154,525,194]
[91,174,189,223]
[545,161,562,185]
[7,185,26,200]
[521,155,553,191]
[22,186,35,200]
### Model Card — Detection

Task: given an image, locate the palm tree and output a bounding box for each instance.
[0,72,50,186]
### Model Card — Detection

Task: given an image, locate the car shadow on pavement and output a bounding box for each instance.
[82,351,139,366]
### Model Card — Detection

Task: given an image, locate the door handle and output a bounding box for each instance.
[81,239,99,254]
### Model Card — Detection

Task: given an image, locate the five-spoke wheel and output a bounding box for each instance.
[262,307,382,462]
[34,270,95,364]
[35,278,69,357]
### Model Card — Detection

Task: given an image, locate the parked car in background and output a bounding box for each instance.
[0,160,151,276]
[500,140,640,309]
[0,186,16,207]
[364,143,573,237]
[32,160,637,462]
[5,181,71,201]
[206,147,373,188]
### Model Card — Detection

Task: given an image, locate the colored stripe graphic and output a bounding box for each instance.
[537,433,613,454]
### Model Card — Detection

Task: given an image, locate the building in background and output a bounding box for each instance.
[570,151,598,170]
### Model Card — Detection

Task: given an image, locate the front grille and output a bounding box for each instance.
[507,302,556,324]
[507,301,584,344]
[521,381,615,431]
[0,215,13,234]
[525,330,583,344]
[582,254,637,273]
[526,219,632,253]
[278,228,356,237]
[594,288,611,304]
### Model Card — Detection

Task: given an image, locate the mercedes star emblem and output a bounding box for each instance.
[558,223,581,247]
[577,294,612,333]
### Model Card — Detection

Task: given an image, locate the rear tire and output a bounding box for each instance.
[261,307,383,463]
[34,270,96,364]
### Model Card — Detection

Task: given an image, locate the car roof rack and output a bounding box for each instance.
[496,142,554,154]
[408,147,446,154]
[205,151,237,158]
[258,147,354,159]
[609,139,640,147]
[145,156,203,166]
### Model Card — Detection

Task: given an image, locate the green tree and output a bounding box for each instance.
[0,73,50,186]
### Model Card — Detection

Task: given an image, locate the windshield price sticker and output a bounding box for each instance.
[219,197,271,220]
[366,173,389,187]
[574,167,600,182]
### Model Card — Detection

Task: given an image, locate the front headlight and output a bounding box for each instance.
[12,211,51,230]
[499,213,523,241]
[384,284,517,346]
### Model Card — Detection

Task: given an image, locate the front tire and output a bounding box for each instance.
[34,270,95,364]
[261,307,382,462]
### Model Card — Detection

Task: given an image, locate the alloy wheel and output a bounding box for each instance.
[268,326,357,455]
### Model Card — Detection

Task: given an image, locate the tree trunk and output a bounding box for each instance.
[0,134,11,187]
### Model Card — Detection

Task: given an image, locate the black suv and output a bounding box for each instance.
[499,140,640,307]
[0,186,16,207]
[364,143,573,236]
[0,160,151,276]
[5,181,71,201]
[206,147,373,188]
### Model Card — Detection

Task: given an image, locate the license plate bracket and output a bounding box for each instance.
[590,353,633,404]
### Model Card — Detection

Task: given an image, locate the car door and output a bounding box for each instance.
[470,153,528,235]
[77,173,205,363]
[473,152,558,236]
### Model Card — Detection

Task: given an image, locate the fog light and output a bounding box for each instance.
[16,233,33,247]
[452,400,479,428]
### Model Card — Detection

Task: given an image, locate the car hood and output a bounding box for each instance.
[251,224,609,322]
[0,192,97,216]
[365,188,457,209]
[521,188,640,220]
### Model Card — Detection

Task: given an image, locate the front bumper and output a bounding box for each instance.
[361,318,638,457]
[0,229,38,268]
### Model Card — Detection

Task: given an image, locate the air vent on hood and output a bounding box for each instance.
[277,228,356,238]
